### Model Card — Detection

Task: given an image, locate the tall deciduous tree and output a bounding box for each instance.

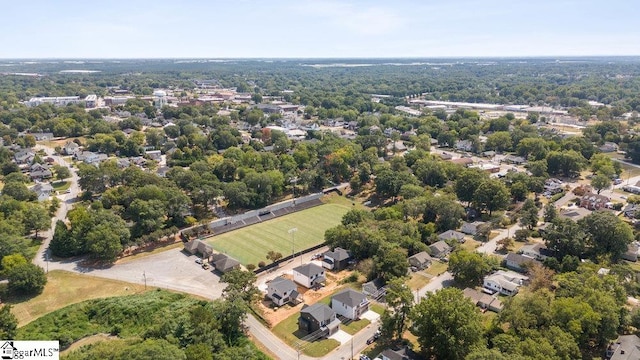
[380,278,413,341]
[23,203,51,239]
[448,250,492,287]
[543,203,558,223]
[411,288,483,360]
[221,269,260,304]
[374,244,409,282]
[455,169,486,205]
[591,174,612,194]
[474,179,510,216]
[52,164,71,182]
[580,211,633,261]
[7,263,47,295]
[519,199,539,231]
[542,218,586,259]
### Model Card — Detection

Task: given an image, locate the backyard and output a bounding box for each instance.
[206,203,350,265]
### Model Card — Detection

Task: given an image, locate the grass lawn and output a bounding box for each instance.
[424,261,448,277]
[206,203,350,265]
[342,318,371,335]
[370,303,385,315]
[9,270,150,326]
[460,239,481,251]
[407,272,431,290]
[511,241,527,254]
[51,181,70,192]
[271,313,340,357]
[324,193,365,210]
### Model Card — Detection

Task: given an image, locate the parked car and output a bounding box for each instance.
[359,355,370,360]
[195,258,203,265]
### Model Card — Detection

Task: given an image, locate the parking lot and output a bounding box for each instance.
[74,248,224,300]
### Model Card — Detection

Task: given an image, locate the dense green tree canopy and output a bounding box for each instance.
[411,288,483,360]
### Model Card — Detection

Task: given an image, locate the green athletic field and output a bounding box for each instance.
[206,203,350,266]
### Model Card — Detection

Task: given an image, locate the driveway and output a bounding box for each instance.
[329,329,352,345]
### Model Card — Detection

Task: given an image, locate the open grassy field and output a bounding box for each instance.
[9,270,150,326]
[206,203,351,266]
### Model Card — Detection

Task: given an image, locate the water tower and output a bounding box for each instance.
[153,90,167,109]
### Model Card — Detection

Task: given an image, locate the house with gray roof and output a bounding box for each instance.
[331,289,369,320]
[504,253,540,273]
[14,150,35,164]
[408,251,432,270]
[377,346,418,360]
[29,132,54,141]
[210,253,240,273]
[428,240,453,258]
[322,247,351,271]
[298,303,340,337]
[461,221,485,235]
[519,243,554,261]
[437,230,466,243]
[267,276,300,306]
[293,263,325,289]
[31,182,53,201]
[606,334,640,360]
[503,155,527,165]
[462,287,503,313]
[362,278,386,299]
[183,239,214,259]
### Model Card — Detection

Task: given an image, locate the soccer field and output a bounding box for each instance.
[206,203,350,266]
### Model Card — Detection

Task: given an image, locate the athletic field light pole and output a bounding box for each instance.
[289,227,298,263]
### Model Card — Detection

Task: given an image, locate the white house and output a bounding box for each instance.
[331,289,369,320]
[483,270,529,296]
[31,182,53,202]
[292,263,325,289]
[519,243,553,261]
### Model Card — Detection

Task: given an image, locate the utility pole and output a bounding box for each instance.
[291,176,299,204]
[143,271,147,290]
[289,228,298,263]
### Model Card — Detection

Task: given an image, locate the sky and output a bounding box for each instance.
[0,0,639,58]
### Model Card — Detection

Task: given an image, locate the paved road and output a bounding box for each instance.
[32,145,82,271]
